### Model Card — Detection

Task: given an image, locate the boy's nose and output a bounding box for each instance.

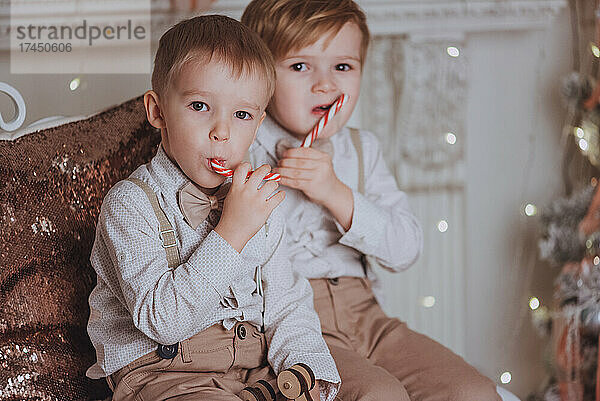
[209,121,230,142]
[312,72,337,93]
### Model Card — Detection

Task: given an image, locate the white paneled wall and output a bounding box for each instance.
[360,35,469,356]
[347,2,568,398]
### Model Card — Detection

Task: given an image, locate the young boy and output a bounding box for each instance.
[86,15,340,401]
[242,1,502,400]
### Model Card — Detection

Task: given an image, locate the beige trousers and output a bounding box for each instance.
[108,322,282,401]
[309,277,502,401]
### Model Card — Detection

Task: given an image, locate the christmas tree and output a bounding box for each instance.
[532,1,600,400]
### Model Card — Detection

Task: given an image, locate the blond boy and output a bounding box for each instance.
[86,15,339,401]
[243,1,502,400]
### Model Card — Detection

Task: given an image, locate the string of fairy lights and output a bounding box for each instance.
[415,45,461,312]
[429,38,540,388]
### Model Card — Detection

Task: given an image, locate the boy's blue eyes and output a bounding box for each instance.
[291,63,307,72]
[234,111,252,120]
[188,102,252,120]
[190,101,208,111]
[289,63,353,72]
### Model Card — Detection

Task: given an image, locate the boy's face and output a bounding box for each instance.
[153,58,267,188]
[269,22,363,140]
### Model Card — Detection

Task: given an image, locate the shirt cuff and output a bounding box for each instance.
[282,353,341,395]
[186,230,247,298]
[320,380,340,401]
[336,190,388,252]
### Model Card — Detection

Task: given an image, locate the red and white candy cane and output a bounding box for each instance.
[210,159,281,182]
[210,94,346,180]
[301,94,348,148]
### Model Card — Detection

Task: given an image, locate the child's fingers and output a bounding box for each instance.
[258,180,279,199]
[279,176,306,190]
[232,162,251,186]
[282,147,327,160]
[246,164,271,188]
[277,157,315,169]
[274,167,312,180]
[266,190,285,207]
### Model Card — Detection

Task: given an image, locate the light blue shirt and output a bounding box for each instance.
[86,146,340,400]
[249,116,423,304]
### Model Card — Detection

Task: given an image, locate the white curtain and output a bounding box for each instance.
[359,35,468,356]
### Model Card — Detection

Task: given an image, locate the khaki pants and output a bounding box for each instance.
[108,322,282,401]
[309,277,502,401]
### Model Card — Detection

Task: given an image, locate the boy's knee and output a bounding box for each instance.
[368,381,410,401]
[445,376,502,401]
[340,373,409,401]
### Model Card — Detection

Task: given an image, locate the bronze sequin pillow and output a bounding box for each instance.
[0,96,160,400]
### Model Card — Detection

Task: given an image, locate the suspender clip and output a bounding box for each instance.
[159,229,177,249]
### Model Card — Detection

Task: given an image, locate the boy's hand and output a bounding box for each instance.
[214,163,285,252]
[275,148,354,230]
[275,147,338,205]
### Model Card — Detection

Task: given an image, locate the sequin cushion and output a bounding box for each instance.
[0,96,160,400]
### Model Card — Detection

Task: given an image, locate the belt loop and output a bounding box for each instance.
[360,277,370,289]
[106,375,116,391]
[181,338,192,363]
[109,364,131,389]
[326,277,336,292]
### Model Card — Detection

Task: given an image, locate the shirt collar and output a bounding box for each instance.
[147,144,191,195]
[252,115,302,161]
[252,115,350,161]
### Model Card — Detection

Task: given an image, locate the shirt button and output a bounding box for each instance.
[236,324,247,340]
[157,343,178,359]
[328,278,339,285]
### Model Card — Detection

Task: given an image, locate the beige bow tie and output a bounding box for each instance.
[275,137,334,160]
[178,181,231,229]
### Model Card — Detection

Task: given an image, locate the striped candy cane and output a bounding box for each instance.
[210,94,346,180]
[301,94,348,148]
[210,159,281,182]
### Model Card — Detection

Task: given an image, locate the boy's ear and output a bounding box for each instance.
[253,111,266,141]
[144,90,166,129]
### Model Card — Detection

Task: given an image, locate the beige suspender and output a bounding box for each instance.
[349,127,365,195]
[125,133,362,272]
[348,128,382,275]
[126,178,181,269]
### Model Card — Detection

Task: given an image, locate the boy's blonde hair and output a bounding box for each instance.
[152,14,275,100]
[241,0,370,64]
